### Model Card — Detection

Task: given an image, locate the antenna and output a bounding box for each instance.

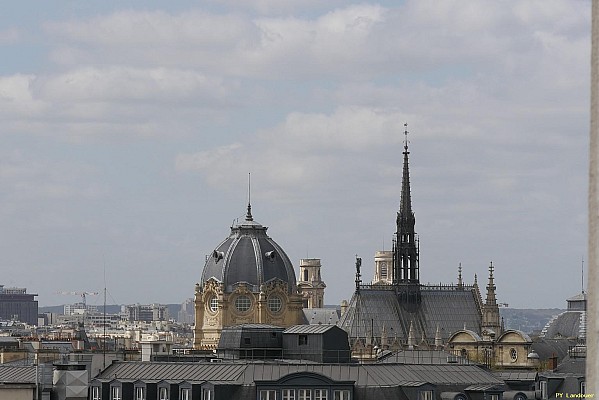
[103,255,107,370]
[582,256,585,294]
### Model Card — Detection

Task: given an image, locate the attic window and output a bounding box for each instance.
[244,337,251,345]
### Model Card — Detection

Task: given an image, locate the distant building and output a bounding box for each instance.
[0,285,38,325]
[64,302,98,316]
[124,303,168,322]
[297,258,326,308]
[338,133,488,350]
[541,292,587,340]
[177,297,194,324]
[194,204,304,348]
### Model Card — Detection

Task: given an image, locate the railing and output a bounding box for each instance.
[357,283,474,291]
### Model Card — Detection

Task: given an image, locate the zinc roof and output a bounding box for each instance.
[0,365,36,384]
[493,370,537,382]
[96,361,502,388]
[96,362,247,384]
[283,325,338,334]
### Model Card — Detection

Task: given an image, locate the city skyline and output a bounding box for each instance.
[0,0,590,309]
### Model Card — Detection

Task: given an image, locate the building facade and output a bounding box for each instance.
[297,258,326,308]
[0,285,38,325]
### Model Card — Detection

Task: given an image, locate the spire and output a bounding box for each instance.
[407,320,415,349]
[434,324,442,349]
[482,261,501,334]
[485,262,497,306]
[457,263,463,289]
[399,123,412,216]
[245,172,253,221]
[394,123,420,285]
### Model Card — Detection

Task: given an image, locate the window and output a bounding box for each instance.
[135,387,145,400]
[380,263,387,279]
[304,269,309,281]
[202,388,212,400]
[235,295,251,312]
[581,381,586,394]
[298,389,312,400]
[159,387,169,400]
[268,295,282,313]
[419,390,433,400]
[314,389,328,400]
[489,395,499,400]
[282,389,295,400]
[510,347,518,362]
[209,296,218,313]
[333,390,350,400]
[260,390,277,400]
[111,387,122,400]
[298,334,308,345]
[540,381,547,400]
[92,386,101,400]
[180,388,191,400]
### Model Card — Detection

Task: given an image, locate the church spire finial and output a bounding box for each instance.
[245,172,253,221]
[403,122,409,151]
[486,261,497,306]
[457,263,463,289]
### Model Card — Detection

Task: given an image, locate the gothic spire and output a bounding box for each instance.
[485,262,497,306]
[399,123,413,216]
[394,123,419,285]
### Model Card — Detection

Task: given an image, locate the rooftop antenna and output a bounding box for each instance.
[582,256,585,294]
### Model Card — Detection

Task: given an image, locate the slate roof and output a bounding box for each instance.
[540,311,585,339]
[531,338,575,361]
[201,214,297,294]
[338,287,481,342]
[95,361,503,388]
[378,350,470,365]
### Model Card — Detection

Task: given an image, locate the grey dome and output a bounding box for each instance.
[201,206,297,294]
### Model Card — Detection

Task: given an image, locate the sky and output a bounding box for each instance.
[0,0,591,309]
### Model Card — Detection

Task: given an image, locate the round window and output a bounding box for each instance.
[235,295,251,312]
[209,296,219,313]
[510,348,518,362]
[268,295,282,313]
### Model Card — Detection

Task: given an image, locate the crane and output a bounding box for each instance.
[57,291,99,308]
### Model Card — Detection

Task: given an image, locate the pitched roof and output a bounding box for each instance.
[95,361,502,388]
[338,287,482,342]
[283,325,338,334]
[0,365,36,384]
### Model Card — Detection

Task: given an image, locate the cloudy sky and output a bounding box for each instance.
[0,0,590,310]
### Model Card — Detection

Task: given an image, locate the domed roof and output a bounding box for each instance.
[201,205,297,294]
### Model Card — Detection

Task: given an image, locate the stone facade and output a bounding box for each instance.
[297,258,326,308]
